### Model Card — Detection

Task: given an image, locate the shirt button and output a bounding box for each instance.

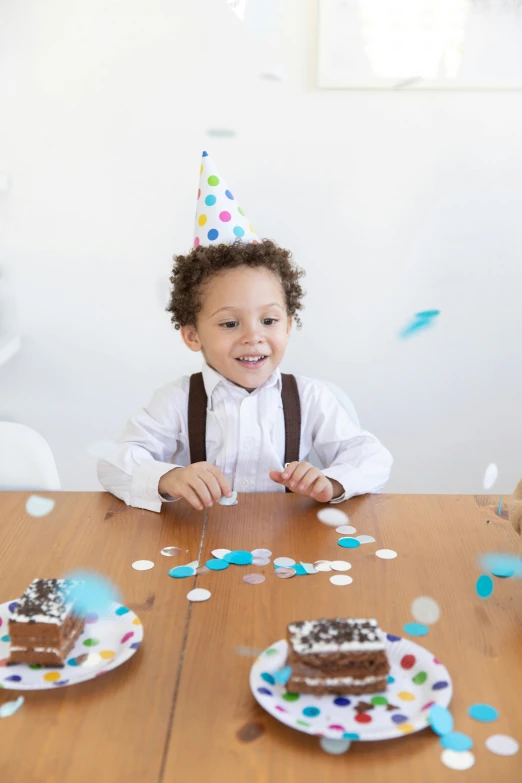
[240,479,249,487]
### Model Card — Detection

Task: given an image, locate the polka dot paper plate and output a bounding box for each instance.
[0,600,143,690]
[250,634,452,741]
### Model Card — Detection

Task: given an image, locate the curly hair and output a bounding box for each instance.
[166,239,306,330]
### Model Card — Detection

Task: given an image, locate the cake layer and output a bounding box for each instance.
[287,618,386,666]
[287,647,389,671]
[288,656,390,682]
[10,578,77,625]
[287,674,388,696]
[9,613,83,646]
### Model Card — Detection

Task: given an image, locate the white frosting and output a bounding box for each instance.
[10,646,59,653]
[288,618,385,654]
[294,674,386,686]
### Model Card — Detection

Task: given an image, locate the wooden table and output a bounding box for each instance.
[0,492,520,782]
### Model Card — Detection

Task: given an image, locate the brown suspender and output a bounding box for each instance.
[187,372,301,493]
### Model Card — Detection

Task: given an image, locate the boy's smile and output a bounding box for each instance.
[180,265,293,392]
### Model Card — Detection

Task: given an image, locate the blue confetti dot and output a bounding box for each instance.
[261,672,275,685]
[168,566,195,578]
[257,687,272,696]
[334,697,351,707]
[476,574,494,599]
[387,634,401,642]
[273,666,292,685]
[1,635,10,643]
[130,642,141,650]
[66,571,120,617]
[416,309,440,319]
[5,675,22,683]
[292,564,308,575]
[337,537,360,549]
[342,733,359,740]
[225,190,234,200]
[224,551,253,566]
[115,606,130,616]
[432,680,449,691]
[52,680,69,687]
[480,553,522,578]
[233,226,245,237]
[206,559,229,571]
[429,704,454,736]
[441,732,473,752]
[205,194,216,206]
[302,706,320,717]
[387,675,395,684]
[392,714,408,725]
[207,228,219,241]
[403,622,429,637]
[468,703,498,723]
[202,151,208,157]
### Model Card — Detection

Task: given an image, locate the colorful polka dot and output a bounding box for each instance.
[197,188,201,199]
[233,226,245,237]
[282,692,299,702]
[398,691,415,701]
[130,642,141,650]
[29,664,41,670]
[398,723,415,734]
[333,697,351,707]
[249,225,255,233]
[43,672,61,682]
[194,237,200,248]
[387,634,401,642]
[208,175,220,186]
[355,713,372,724]
[83,638,99,647]
[238,206,244,216]
[265,648,278,656]
[132,618,141,626]
[422,701,435,711]
[371,696,388,706]
[219,211,231,222]
[392,714,408,724]
[275,705,287,713]
[257,687,272,696]
[328,724,345,731]
[8,602,18,613]
[99,650,115,660]
[303,706,320,717]
[432,680,449,691]
[121,632,134,643]
[296,720,309,727]
[388,675,395,684]
[401,655,416,670]
[261,672,275,685]
[225,190,234,200]
[85,614,99,624]
[342,733,360,740]
[205,194,216,206]
[4,675,21,682]
[412,671,428,685]
[1,635,9,643]
[198,214,207,227]
[115,606,130,616]
[52,680,69,686]
[202,151,208,157]
[200,165,203,174]
[208,229,219,241]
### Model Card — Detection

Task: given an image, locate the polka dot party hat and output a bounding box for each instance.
[194,151,260,248]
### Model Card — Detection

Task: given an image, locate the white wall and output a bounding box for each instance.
[1,0,521,494]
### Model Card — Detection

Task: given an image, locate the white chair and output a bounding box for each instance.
[307,379,361,470]
[0,422,61,490]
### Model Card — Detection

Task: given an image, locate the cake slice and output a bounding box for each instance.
[286,618,389,695]
[7,578,85,667]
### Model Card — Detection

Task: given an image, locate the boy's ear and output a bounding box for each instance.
[180,324,202,353]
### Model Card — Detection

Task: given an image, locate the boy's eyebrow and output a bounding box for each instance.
[210,303,285,317]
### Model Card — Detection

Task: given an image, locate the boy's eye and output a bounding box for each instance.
[219,318,279,329]
[221,321,238,328]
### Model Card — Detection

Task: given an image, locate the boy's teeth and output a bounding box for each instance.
[238,356,265,361]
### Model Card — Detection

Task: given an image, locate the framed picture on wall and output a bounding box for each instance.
[317,0,522,90]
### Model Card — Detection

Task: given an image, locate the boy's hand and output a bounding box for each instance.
[159,463,232,511]
[269,461,341,503]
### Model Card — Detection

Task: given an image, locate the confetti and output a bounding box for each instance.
[479,553,522,578]
[251,549,272,558]
[186,588,211,602]
[440,749,475,771]
[252,557,271,566]
[273,666,292,685]
[195,565,210,575]
[468,704,498,723]
[429,705,454,736]
[441,732,473,751]
[476,574,494,598]
[403,622,429,637]
[25,495,55,518]
[274,567,296,579]
[160,547,182,557]
[338,537,361,549]
[273,557,296,567]
[485,734,519,756]
[224,550,253,565]
[66,571,120,617]
[206,559,229,571]
[219,491,238,506]
[375,549,397,560]
[329,561,351,571]
[212,548,231,559]
[131,560,154,571]
[497,496,503,515]
[168,566,195,578]
[313,560,332,572]
[336,525,356,535]
[355,535,376,544]
[300,563,318,574]
[411,596,440,625]
[319,737,352,754]
[483,463,498,490]
[399,310,440,339]
[317,508,349,527]
[186,561,199,569]
[243,574,265,585]
[330,574,353,586]
[0,696,24,718]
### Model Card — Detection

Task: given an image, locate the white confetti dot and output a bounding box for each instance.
[274,557,296,567]
[411,596,441,625]
[483,463,499,491]
[252,557,271,566]
[132,560,155,571]
[212,549,231,559]
[251,548,272,558]
[187,588,211,602]
[330,574,353,586]
[25,495,55,518]
[219,491,238,506]
[313,561,332,572]
[330,561,352,571]
[485,734,519,756]
[441,749,475,770]
[336,525,356,535]
[317,508,349,527]
[376,549,397,560]
[186,561,198,569]
[319,737,352,754]
[356,535,376,544]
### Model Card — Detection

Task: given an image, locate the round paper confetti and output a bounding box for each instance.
[313,561,332,572]
[376,549,397,560]
[429,704,454,736]
[131,560,154,571]
[160,547,182,557]
[168,566,195,578]
[0,696,24,718]
[274,567,296,579]
[252,548,272,558]
[273,557,296,568]
[479,553,522,578]
[66,571,120,617]
[195,565,210,575]
[403,623,429,637]
[485,734,519,756]
[483,463,498,490]
[355,535,376,544]
[468,703,498,723]
[25,495,55,518]
[476,574,494,598]
[219,491,238,506]
[186,588,211,602]
[336,525,356,535]
[317,508,349,527]
[441,749,475,771]
[329,561,351,571]
[206,559,229,571]
[411,596,440,625]
[211,549,231,559]
[319,737,351,754]
[441,732,473,751]
[338,537,360,549]
[224,550,253,566]
[252,557,271,566]
[243,574,265,585]
[301,563,317,574]
[330,575,353,586]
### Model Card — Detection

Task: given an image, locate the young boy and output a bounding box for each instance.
[97,153,393,512]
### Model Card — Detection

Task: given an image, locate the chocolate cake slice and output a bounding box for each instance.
[286,618,389,695]
[7,579,85,667]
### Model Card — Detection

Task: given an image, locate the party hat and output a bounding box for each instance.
[193,151,259,248]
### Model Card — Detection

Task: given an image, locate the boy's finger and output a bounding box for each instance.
[282,461,299,480]
[288,463,312,487]
[207,465,233,497]
[203,471,225,503]
[190,476,213,507]
[310,477,331,500]
[182,486,205,511]
[296,468,321,491]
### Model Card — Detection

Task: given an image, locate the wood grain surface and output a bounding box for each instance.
[163,493,522,783]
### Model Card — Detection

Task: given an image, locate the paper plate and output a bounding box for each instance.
[250,635,452,741]
[0,600,143,690]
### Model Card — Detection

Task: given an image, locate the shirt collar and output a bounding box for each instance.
[201,358,282,403]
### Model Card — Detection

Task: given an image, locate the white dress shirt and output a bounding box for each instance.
[97,360,393,513]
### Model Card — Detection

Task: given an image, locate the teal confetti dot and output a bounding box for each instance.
[273,666,292,685]
[468,703,498,723]
[337,537,361,549]
[403,622,429,637]
[261,672,275,685]
[292,564,308,575]
[476,574,494,599]
[206,559,229,571]
[168,566,195,578]
[115,605,130,615]
[342,733,360,740]
[441,732,473,751]
[302,706,320,717]
[1,635,10,643]
[224,550,253,566]
[429,704,454,736]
